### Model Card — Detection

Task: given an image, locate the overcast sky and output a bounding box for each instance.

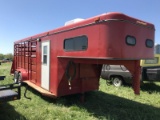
[0,0,159,54]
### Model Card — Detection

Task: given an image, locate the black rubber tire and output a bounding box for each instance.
[14,71,19,83]
[17,72,22,83]
[14,71,22,84]
[112,77,123,87]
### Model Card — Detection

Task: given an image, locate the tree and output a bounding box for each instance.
[0,54,4,60]
[4,53,13,60]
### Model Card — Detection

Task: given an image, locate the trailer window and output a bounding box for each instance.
[64,35,88,51]
[146,39,153,48]
[43,46,47,64]
[126,35,136,46]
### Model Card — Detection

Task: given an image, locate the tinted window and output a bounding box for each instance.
[126,35,136,46]
[102,65,110,71]
[146,39,153,48]
[43,46,47,64]
[64,36,88,51]
[120,65,127,71]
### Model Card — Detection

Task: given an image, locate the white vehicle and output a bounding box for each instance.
[101,65,132,87]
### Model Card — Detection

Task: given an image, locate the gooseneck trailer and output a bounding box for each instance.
[10,12,155,97]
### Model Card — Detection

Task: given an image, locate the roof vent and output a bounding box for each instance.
[64,18,84,26]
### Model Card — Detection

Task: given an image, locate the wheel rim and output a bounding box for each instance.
[113,78,122,87]
[14,71,18,83]
[17,73,22,83]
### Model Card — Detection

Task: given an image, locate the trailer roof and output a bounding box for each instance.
[14,12,155,44]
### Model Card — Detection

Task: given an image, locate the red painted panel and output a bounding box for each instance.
[80,64,99,77]
[36,42,41,86]
[31,47,36,52]
[25,57,29,63]
[24,63,28,69]
[31,57,36,65]
[31,71,36,80]
[31,65,36,72]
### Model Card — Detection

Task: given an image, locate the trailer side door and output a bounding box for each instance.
[41,41,50,90]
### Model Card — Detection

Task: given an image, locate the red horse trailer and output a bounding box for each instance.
[11,12,155,97]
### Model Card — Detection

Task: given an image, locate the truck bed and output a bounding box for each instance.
[0,85,21,102]
[0,75,21,102]
[0,89,18,102]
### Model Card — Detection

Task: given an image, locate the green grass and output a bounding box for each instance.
[0,63,160,120]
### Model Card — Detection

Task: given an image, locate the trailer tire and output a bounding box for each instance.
[112,76,123,87]
[17,72,22,83]
[14,71,19,83]
[14,71,22,84]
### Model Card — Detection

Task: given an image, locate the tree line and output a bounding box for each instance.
[0,53,13,60]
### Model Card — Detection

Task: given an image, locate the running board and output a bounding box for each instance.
[23,81,56,98]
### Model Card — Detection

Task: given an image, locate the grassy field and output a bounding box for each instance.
[0,63,160,120]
